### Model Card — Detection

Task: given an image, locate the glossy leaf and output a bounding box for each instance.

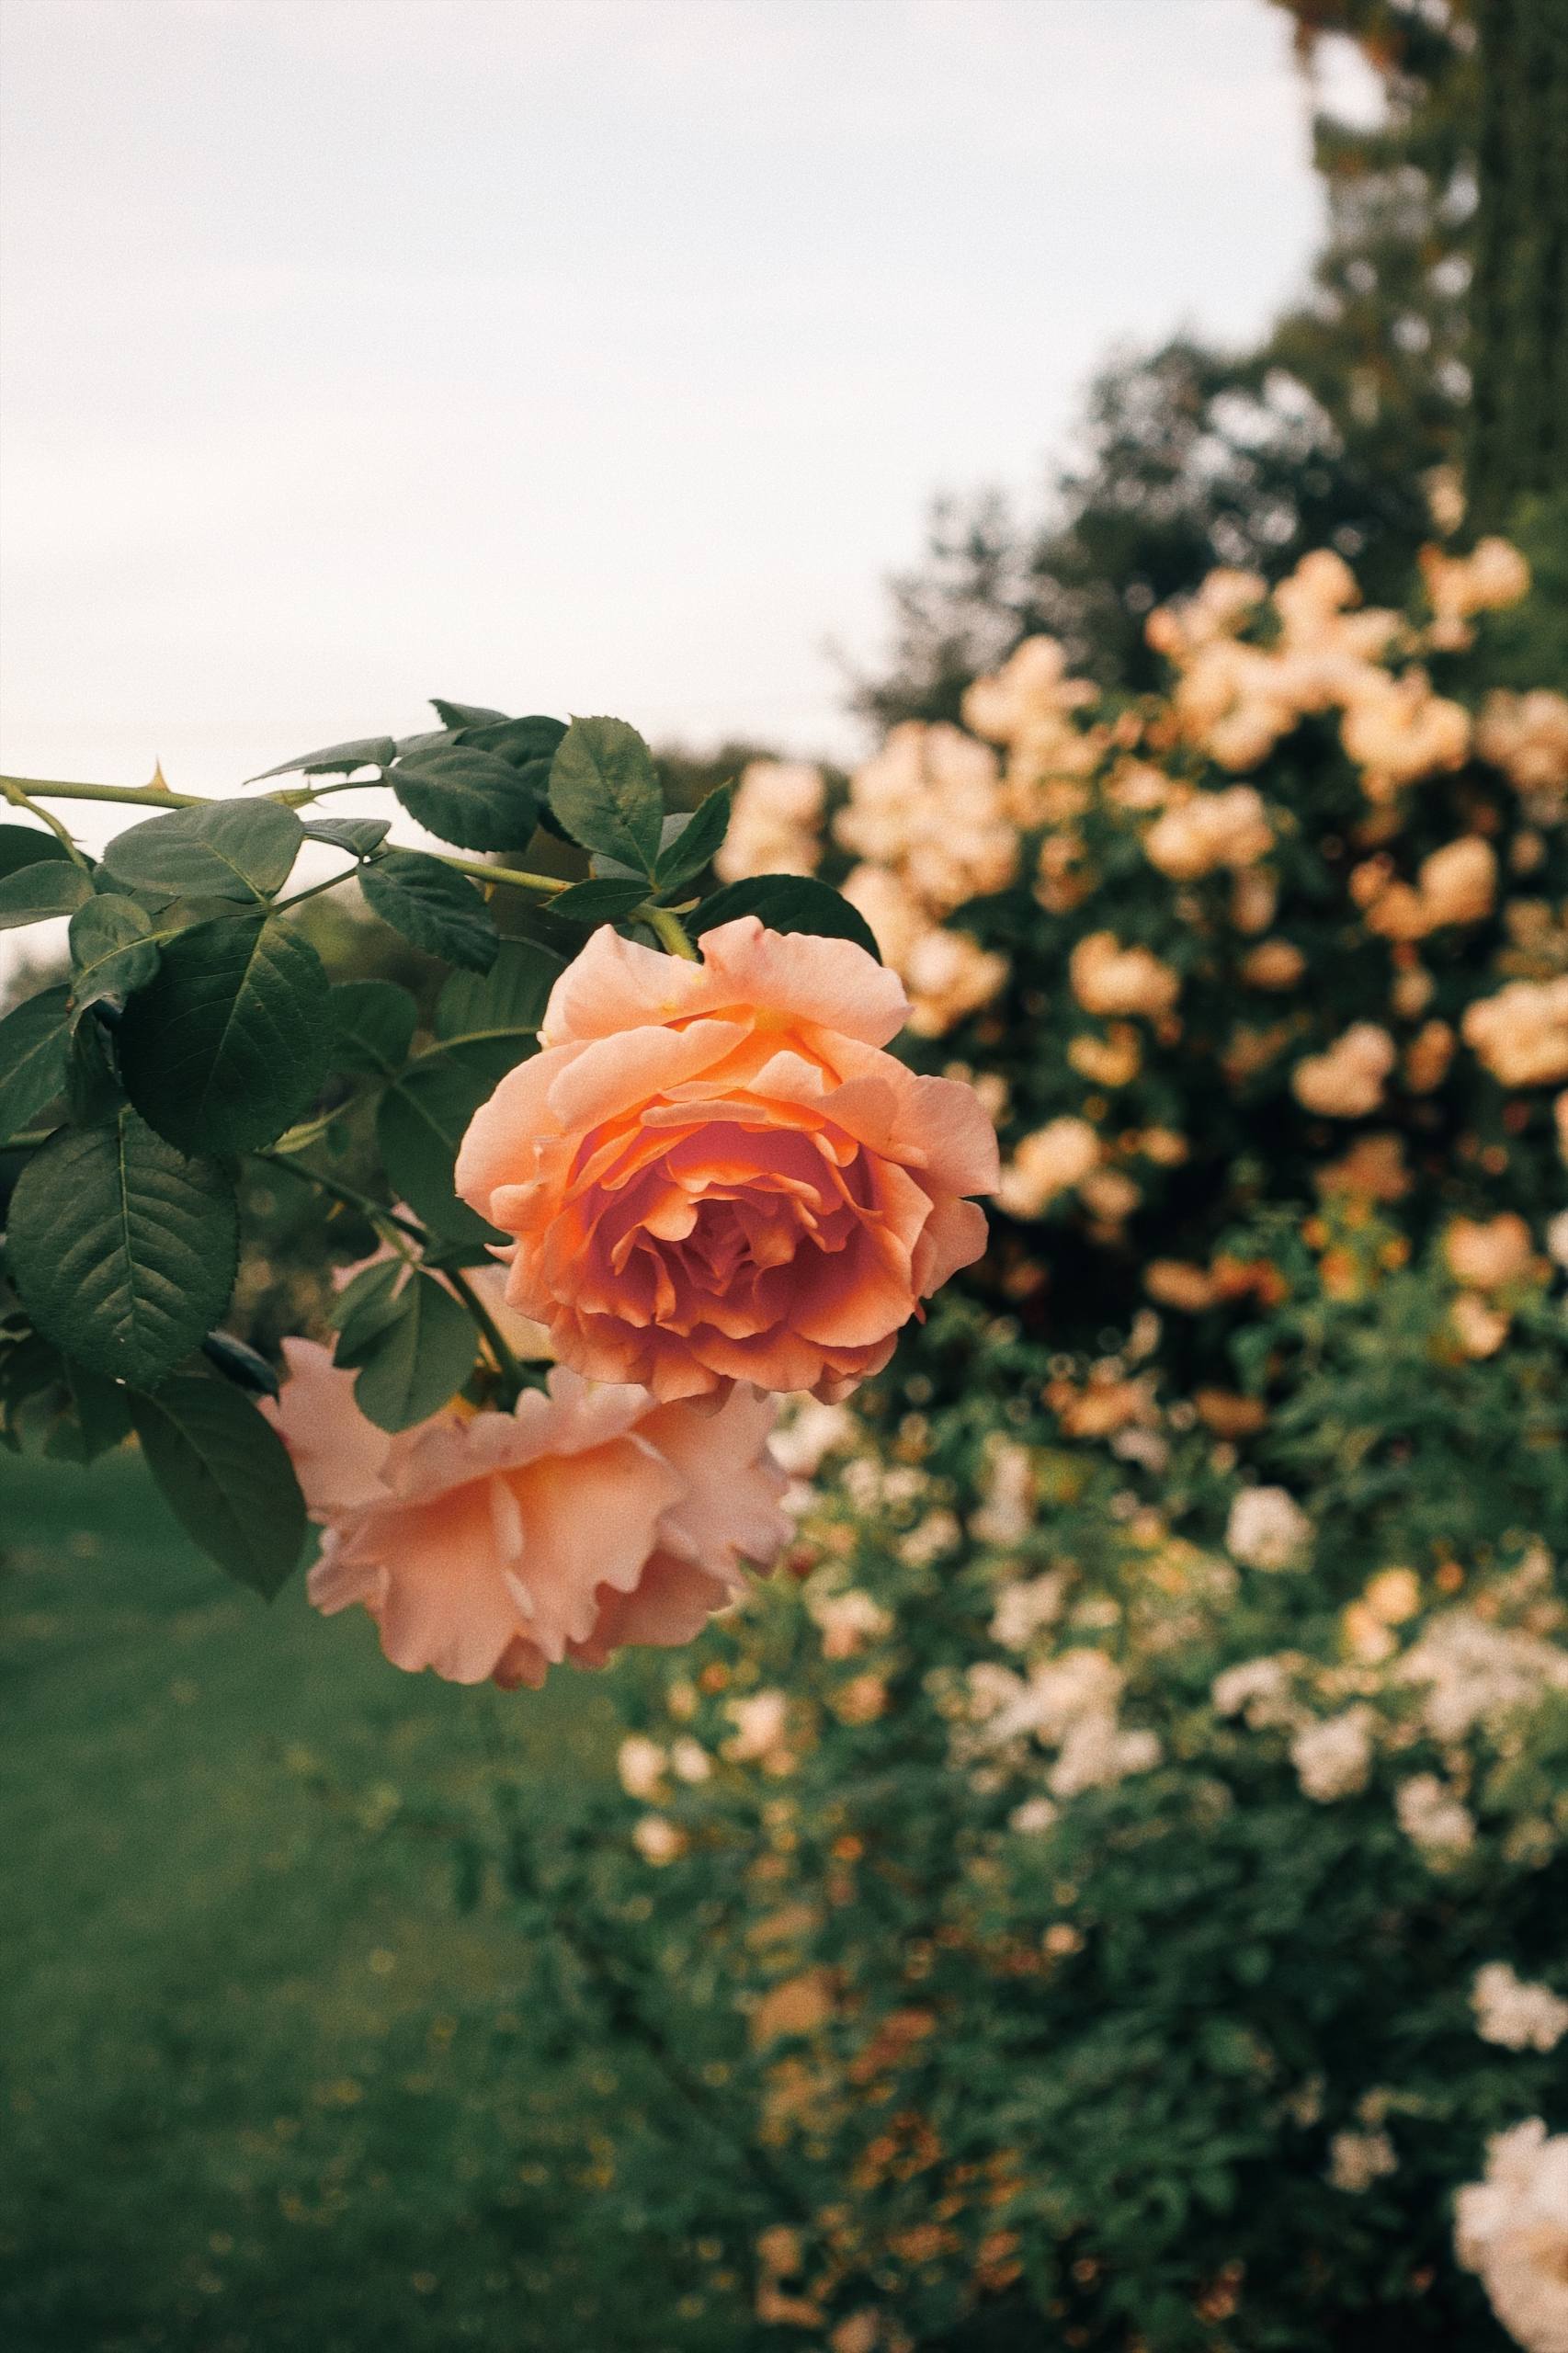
[68,893,159,1028]
[350,1270,477,1433]
[250,734,395,781]
[0,861,93,928]
[7,1108,237,1388]
[359,850,498,972]
[129,1374,306,1597]
[100,799,302,903]
[118,915,330,1155]
[330,1258,407,1367]
[0,984,72,1139]
[377,1048,506,1243]
[199,1330,281,1399]
[548,717,664,872]
[0,1334,131,1462]
[430,699,507,730]
[328,977,418,1077]
[0,824,73,880]
[689,873,881,961]
[391,742,546,851]
[551,877,651,924]
[301,815,391,857]
[435,939,562,1063]
[653,786,732,891]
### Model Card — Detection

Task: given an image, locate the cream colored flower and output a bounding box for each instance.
[971,1438,1034,1545]
[722,1689,790,1763]
[902,925,1010,1038]
[1478,689,1568,805]
[990,1573,1065,1650]
[1420,536,1531,650]
[1211,1655,1299,1728]
[632,1813,687,1865]
[1143,785,1272,880]
[996,1118,1100,1216]
[1070,931,1181,1019]
[1239,938,1306,990]
[1472,1964,1568,2054]
[1341,670,1470,801]
[1394,1772,1475,1857]
[1227,1486,1313,1571]
[1456,2120,1568,2353]
[1328,2128,1397,2194]
[1291,1023,1397,1118]
[1445,1214,1536,1291]
[1464,979,1568,1087]
[1290,1706,1376,1802]
[714,760,825,883]
[618,1734,667,1801]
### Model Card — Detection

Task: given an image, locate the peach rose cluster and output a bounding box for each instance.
[455,917,999,1401]
[268,1343,790,1688]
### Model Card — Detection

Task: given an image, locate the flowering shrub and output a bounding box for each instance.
[501,542,1568,2347]
[3,534,1564,2345]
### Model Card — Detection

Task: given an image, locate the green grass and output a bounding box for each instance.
[0,1453,741,2353]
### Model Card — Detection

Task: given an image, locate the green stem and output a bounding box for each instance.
[3,772,574,900]
[2,772,200,810]
[435,851,570,898]
[646,904,699,961]
[255,1153,526,1402]
[444,1265,528,1407]
[0,778,92,869]
[0,1129,52,1154]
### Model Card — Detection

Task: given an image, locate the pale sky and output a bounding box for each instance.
[1,0,1356,815]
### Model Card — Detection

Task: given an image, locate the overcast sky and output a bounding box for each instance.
[1,0,1356,815]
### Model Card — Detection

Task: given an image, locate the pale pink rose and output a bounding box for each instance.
[454,918,998,1401]
[267,1340,790,1687]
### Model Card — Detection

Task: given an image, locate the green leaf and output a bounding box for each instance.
[689,873,881,961]
[0,984,72,1139]
[391,742,546,851]
[359,850,498,972]
[0,824,73,880]
[430,699,507,730]
[551,877,652,924]
[249,734,395,781]
[129,1374,306,1597]
[548,717,665,872]
[0,1334,131,1462]
[328,978,418,1077]
[100,799,302,903]
[301,815,391,857]
[435,939,562,1067]
[350,1270,477,1433]
[452,713,566,813]
[118,915,330,1155]
[330,1257,406,1367]
[7,1108,237,1387]
[377,1048,506,1243]
[68,893,159,1028]
[199,1330,280,1399]
[653,788,732,890]
[0,860,93,928]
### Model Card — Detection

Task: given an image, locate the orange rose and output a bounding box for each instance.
[267,1342,789,1687]
[455,918,997,1400]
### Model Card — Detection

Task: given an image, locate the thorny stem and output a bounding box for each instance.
[1,774,573,901]
[1,777,93,869]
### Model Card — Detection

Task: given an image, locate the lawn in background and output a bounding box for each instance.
[0,1452,737,2353]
